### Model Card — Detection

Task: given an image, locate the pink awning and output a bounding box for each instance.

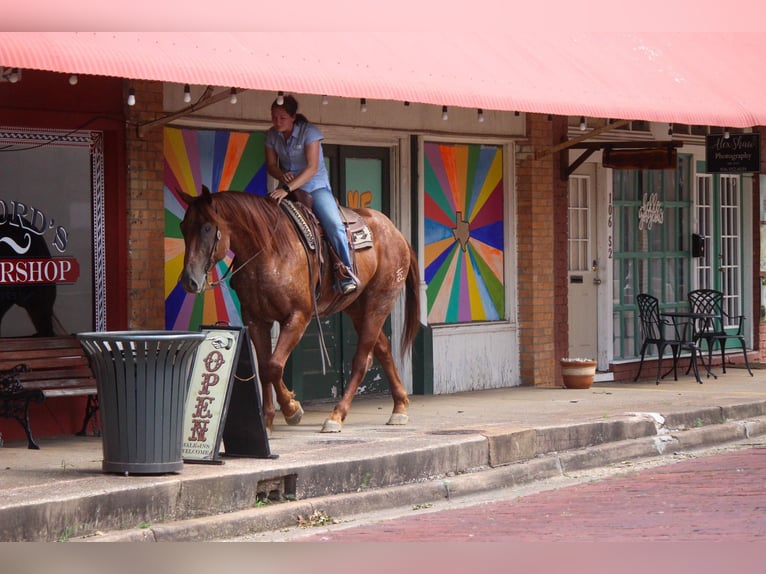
[1,31,765,128]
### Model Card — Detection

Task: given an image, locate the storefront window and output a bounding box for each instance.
[0,128,102,337]
[423,141,505,324]
[163,127,267,331]
[612,155,692,359]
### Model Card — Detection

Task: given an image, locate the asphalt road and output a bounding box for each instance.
[240,438,766,543]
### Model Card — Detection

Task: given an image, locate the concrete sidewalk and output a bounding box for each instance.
[2,367,766,542]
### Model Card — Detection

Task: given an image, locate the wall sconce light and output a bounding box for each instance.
[229,88,238,104]
[579,116,587,131]
[68,74,78,86]
[441,106,449,121]
[360,98,367,112]
[276,91,284,105]
[183,84,191,103]
[477,109,485,123]
[127,87,136,106]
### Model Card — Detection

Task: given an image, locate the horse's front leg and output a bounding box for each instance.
[251,314,310,428]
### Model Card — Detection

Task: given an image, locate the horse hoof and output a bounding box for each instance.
[387,413,409,426]
[321,419,342,433]
[284,404,304,426]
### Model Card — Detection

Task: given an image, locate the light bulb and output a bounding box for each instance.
[477,109,485,123]
[276,91,284,105]
[668,123,673,136]
[441,106,448,121]
[360,98,367,112]
[321,94,329,105]
[69,74,78,86]
[229,88,238,104]
[579,116,586,131]
[723,128,730,139]
[183,84,191,103]
[127,87,136,106]
[404,101,410,107]
[8,68,20,83]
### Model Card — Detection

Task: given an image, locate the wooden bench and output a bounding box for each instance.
[0,335,99,449]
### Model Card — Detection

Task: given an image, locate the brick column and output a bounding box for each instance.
[515,114,569,386]
[124,80,166,329]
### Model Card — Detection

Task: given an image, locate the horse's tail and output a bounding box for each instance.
[401,243,421,357]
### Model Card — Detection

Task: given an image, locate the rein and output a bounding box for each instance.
[201,210,262,290]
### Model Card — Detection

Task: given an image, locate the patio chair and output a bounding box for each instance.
[687,289,753,376]
[635,294,685,384]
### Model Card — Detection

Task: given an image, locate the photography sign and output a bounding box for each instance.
[705,133,760,173]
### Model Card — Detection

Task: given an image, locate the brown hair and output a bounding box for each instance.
[271,94,308,123]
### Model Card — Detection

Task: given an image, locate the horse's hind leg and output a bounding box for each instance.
[371,330,410,425]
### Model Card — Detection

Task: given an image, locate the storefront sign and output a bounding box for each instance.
[0,257,79,284]
[705,133,760,173]
[638,193,664,230]
[182,327,242,463]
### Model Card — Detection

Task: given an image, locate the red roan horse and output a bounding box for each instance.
[179,186,420,433]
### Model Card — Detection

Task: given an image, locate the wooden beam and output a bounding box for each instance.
[535,119,631,159]
[137,86,240,137]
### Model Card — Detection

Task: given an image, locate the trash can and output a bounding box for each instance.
[77,330,206,474]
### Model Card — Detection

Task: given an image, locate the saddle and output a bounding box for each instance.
[281,190,374,256]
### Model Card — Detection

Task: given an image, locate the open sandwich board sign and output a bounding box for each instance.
[182,325,274,463]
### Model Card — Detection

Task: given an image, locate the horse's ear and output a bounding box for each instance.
[201,185,213,204]
[177,189,196,209]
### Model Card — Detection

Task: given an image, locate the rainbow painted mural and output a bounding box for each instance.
[164,127,268,330]
[424,142,505,324]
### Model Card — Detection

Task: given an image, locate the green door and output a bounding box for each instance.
[284,146,391,401]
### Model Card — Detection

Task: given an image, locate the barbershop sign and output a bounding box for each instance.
[705,133,760,173]
[0,199,80,285]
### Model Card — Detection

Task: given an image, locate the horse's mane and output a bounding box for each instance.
[195,191,293,255]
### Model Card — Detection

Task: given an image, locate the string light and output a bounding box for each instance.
[579,116,587,131]
[68,74,78,86]
[668,123,673,136]
[514,111,520,116]
[321,94,329,105]
[127,87,136,106]
[229,88,238,104]
[183,84,191,103]
[276,91,284,105]
[547,114,552,121]
[404,101,410,107]
[723,127,730,139]
[441,105,448,121]
[8,68,20,83]
[477,109,485,123]
[360,98,367,112]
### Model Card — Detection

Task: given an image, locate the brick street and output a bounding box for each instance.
[298,447,766,542]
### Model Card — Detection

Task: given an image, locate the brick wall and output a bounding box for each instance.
[515,114,569,386]
[124,80,166,329]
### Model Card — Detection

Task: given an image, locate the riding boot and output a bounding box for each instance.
[335,263,360,294]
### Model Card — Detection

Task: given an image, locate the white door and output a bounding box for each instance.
[567,172,600,360]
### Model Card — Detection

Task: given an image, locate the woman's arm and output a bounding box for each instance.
[284,140,320,191]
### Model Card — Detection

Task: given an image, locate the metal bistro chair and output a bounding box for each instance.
[687,289,753,376]
[635,294,687,384]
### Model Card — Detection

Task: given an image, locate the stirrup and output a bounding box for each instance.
[338,265,359,294]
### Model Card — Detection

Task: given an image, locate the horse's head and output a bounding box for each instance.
[179,186,231,294]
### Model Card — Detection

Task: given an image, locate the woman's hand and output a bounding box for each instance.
[269,182,291,204]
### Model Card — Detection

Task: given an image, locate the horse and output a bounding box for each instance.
[0,220,57,337]
[178,186,420,433]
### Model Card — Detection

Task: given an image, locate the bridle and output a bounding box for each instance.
[202,224,263,290]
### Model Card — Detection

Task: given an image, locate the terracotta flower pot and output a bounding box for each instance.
[560,359,597,389]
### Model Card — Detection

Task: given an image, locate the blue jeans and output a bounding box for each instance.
[309,186,352,269]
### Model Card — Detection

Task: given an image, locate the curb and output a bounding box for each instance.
[78,413,766,542]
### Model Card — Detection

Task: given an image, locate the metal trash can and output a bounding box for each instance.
[77,330,206,474]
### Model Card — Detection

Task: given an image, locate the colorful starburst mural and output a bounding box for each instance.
[164,127,267,330]
[424,142,505,324]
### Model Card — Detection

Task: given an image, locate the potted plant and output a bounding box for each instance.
[559,357,597,389]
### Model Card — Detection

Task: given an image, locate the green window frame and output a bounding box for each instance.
[612,154,693,359]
